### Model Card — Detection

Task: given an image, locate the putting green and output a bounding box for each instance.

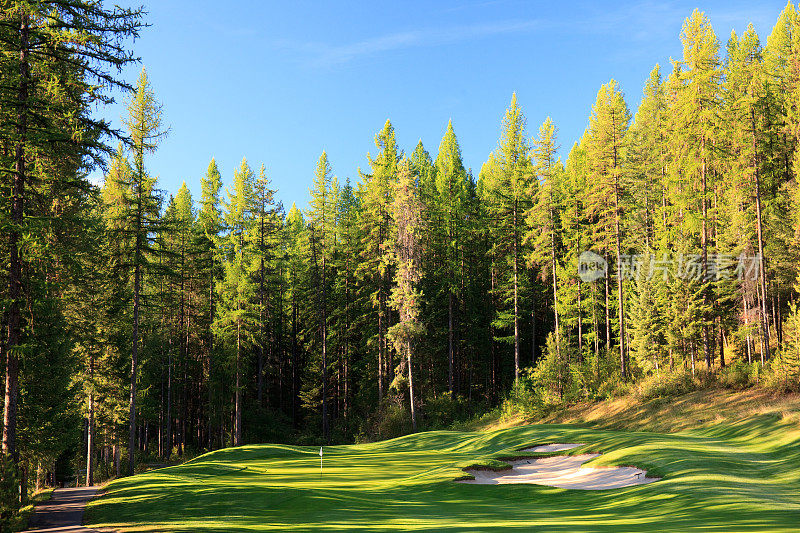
[85,414,800,532]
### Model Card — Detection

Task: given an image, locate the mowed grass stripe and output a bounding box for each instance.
[85,414,800,532]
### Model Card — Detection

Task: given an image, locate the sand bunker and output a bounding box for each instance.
[458,443,659,490]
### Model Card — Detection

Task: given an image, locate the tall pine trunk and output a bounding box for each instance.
[3,13,29,476]
[551,224,560,357]
[207,254,215,450]
[165,336,172,460]
[614,177,625,377]
[86,385,95,485]
[701,143,711,368]
[448,292,454,396]
[407,344,417,432]
[752,109,770,362]
[604,267,611,351]
[129,251,141,475]
[321,247,329,441]
[234,319,241,446]
[513,200,520,381]
[258,214,266,407]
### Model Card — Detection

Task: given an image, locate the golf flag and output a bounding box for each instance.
[319,446,323,474]
[319,446,323,457]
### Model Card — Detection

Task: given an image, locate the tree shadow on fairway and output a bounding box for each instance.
[85,419,800,532]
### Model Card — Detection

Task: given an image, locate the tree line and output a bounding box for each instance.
[2,1,800,516]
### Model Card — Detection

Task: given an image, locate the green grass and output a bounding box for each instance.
[85,414,800,532]
[13,487,54,532]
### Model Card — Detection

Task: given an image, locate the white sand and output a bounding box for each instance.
[458,443,659,490]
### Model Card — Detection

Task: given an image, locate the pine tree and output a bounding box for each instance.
[671,10,722,367]
[762,2,797,187]
[626,65,669,249]
[526,118,562,356]
[411,141,437,209]
[388,158,425,432]
[0,0,144,477]
[434,120,467,396]
[723,25,772,366]
[562,141,594,359]
[251,165,280,409]
[481,94,533,381]
[627,268,668,375]
[194,158,223,450]
[158,183,193,459]
[120,67,167,474]
[331,181,362,420]
[283,204,309,425]
[358,120,400,400]
[308,151,336,439]
[584,80,630,376]
[215,158,256,447]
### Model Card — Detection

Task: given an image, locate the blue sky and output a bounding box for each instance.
[93,0,789,211]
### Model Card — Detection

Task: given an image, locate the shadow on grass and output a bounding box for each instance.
[86,418,800,532]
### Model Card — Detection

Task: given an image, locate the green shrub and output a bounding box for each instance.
[0,454,19,533]
[635,368,700,400]
[572,348,625,401]
[763,302,800,391]
[420,393,473,430]
[763,353,800,392]
[449,407,503,432]
[530,332,575,405]
[357,397,412,442]
[718,360,756,389]
[499,371,543,418]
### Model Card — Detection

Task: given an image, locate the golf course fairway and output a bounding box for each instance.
[85,415,800,532]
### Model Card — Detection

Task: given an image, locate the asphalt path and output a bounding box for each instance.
[22,486,102,532]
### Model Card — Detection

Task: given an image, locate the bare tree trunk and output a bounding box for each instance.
[592,282,599,358]
[291,301,298,426]
[114,444,120,479]
[757,275,767,366]
[448,292,454,396]
[752,110,770,362]
[577,279,583,360]
[551,231,560,357]
[604,268,611,351]
[129,257,141,475]
[378,288,384,401]
[321,270,329,442]
[490,263,498,399]
[701,143,711,369]
[531,306,537,365]
[86,349,95,486]
[3,13,29,478]
[744,293,752,364]
[165,336,172,460]
[513,202,520,381]
[207,254,215,451]
[234,319,241,446]
[614,177,625,377]
[407,345,417,432]
[258,212,266,407]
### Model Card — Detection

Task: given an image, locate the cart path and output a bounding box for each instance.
[23,486,103,532]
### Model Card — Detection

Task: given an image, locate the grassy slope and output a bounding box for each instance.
[538,388,800,433]
[86,396,800,532]
[14,488,54,532]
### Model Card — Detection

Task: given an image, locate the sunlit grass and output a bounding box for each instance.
[85,413,800,532]
[536,388,800,433]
